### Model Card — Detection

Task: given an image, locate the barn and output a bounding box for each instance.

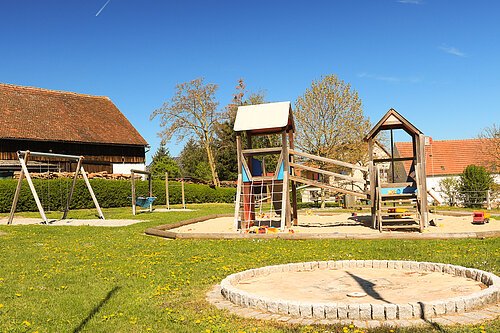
[0,83,148,177]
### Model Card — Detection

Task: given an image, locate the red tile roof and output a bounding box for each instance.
[0,83,148,146]
[395,138,492,176]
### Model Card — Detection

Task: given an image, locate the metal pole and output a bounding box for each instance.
[80,165,105,219]
[63,156,83,219]
[181,178,186,210]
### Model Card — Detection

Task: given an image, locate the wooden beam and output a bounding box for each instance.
[290,162,366,184]
[80,165,105,219]
[289,175,367,198]
[62,156,83,219]
[289,149,368,172]
[242,147,283,155]
[373,157,415,163]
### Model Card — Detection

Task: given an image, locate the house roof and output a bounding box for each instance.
[234,101,294,133]
[365,108,422,141]
[395,138,492,176]
[0,83,148,146]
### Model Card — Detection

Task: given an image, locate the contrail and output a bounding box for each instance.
[95,0,112,16]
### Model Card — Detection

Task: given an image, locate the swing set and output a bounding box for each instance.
[8,150,105,224]
[130,169,156,215]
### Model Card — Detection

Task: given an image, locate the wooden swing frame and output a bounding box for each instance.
[8,150,105,224]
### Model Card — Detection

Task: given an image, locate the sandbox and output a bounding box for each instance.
[218,260,500,321]
[146,212,500,239]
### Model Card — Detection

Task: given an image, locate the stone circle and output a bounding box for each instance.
[219,260,500,320]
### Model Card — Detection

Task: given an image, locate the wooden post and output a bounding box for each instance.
[131,170,136,215]
[486,190,491,210]
[181,178,186,209]
[62,156,83,219]
[368,139,377,229]
[418,134,428,229]
[148,173,153,213]
[280,131,290,230]
[8,151,30,224]
[234,173,242,230]
[165,172,170,210]
[234,135,243,228]
[20,152,49,223]
[289,131,298,226]
[80,165,105,219]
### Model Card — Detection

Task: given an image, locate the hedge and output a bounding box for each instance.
[0,179,236,213]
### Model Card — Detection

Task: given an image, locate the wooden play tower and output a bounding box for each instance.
[233,103,428,232]
[365,109,429,232]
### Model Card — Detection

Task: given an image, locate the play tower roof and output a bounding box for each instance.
[233,101,294,134]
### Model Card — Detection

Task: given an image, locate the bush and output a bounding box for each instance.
[459,165,494,208]
[0,179,236,213]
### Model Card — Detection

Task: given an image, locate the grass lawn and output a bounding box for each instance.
[0,204,499,332]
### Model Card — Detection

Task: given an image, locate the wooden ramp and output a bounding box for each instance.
[288,150,368,199]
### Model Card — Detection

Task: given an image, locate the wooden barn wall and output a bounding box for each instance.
[0,139,146,173]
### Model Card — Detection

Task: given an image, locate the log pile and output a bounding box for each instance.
[13,171,140,180]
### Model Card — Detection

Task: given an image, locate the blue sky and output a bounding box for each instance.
[1,0,499,161]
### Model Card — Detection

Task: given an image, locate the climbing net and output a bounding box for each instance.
[236,178,285,233]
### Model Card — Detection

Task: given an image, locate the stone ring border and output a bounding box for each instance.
[219,260,500,321]
[144,213,500,240]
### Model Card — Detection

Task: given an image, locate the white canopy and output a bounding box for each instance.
[233,101,294,132]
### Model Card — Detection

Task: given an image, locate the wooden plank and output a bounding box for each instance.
[380,182,414,188]
[289,175,367,198]
[290,162,366,184]
[242,147,283,155]
[289,149,368,172]
[373,157,415,163]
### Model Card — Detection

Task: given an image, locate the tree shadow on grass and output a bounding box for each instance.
[73,286,121,333]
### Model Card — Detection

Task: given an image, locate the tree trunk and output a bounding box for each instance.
[204,141,220,187]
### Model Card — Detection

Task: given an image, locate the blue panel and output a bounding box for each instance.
[380,187,417,195]
[242,166,250,182]
[276,161,284,180]
[251,158,263,176]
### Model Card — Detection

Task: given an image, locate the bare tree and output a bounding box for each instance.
[295,74,371,164]
[478,123,500,173]
[151,78,221,186]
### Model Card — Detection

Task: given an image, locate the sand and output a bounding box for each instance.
[170,212,500,234]
[234,267,485,304]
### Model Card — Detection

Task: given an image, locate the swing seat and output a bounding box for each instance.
[135,196,156,208]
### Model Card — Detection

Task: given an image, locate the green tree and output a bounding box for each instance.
[438,176,459,206]
[459,165,494,208]
[178,138,211,182]
[294,74,370,164]
[214,79,269,181]
[149,144,181,179]
[151,78,221,186]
